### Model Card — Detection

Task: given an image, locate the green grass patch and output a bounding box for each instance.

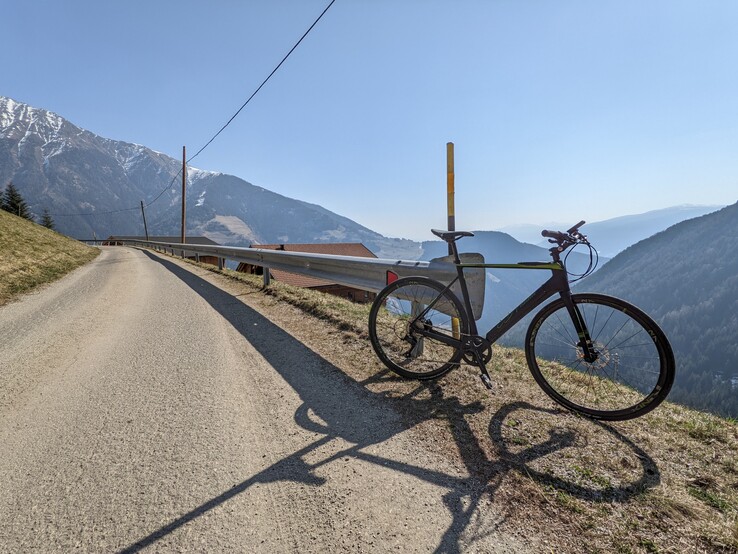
[687,485,734,513]
[553,488,585,514]
[679,411,732,443]
[0,210,99,305]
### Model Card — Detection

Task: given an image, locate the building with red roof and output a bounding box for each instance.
[236,243,377,303]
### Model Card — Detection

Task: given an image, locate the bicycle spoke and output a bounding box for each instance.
[369,278,467,380]
[591,309,616,344]
[599,318,632,351]
[527,294,672,419]
[553,312,578,346]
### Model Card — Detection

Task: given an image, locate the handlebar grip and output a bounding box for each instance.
[567,220,586,234]
[541,229,567,241]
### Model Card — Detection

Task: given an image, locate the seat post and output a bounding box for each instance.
[448,239,462,265]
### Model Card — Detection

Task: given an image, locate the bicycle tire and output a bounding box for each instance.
[368,276,469,380]
[525,293,675,421]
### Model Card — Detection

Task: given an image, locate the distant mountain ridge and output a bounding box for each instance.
[0,96,419,258]
[579,201,738,417]
[498,205,724,257]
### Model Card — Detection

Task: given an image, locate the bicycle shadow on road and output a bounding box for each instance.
[122,251,661,553]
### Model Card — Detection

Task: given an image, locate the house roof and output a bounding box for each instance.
[269,269,333,288]
[246,242,376,289]
[249,242,376,258]
[105,236,221,246]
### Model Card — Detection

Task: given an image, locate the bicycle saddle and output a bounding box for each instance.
[431,229,475,242]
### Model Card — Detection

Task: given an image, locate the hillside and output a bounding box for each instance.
[579,201,738,417]
[0,209,98,305]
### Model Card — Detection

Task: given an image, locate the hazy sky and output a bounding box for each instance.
[3,1,737,240]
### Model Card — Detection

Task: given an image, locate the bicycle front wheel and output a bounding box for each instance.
[525,293,675,420]
[368,276,469,380]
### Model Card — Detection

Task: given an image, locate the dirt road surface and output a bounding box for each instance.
[0,247,527,552]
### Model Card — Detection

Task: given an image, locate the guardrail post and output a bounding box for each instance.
[218,257,224,270]
[263,268,271,287]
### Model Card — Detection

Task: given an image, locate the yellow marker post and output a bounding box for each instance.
[447,142,455,236]
[452,317,460,340]
[181,145,187,245]
[447,142,461,335]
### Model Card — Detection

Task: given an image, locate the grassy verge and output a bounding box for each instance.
[0,210,99,306]
[173,252,738,553]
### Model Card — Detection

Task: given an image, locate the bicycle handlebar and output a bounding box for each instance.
[541,220,587,246]
[541,229,569,242]
[541,220,597,277]
[567,220,586,234]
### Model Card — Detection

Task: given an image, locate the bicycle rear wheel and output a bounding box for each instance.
[368,277,469,380]
[525,293,675,420]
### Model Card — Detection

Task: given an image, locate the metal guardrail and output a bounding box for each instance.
[123,240,486,320]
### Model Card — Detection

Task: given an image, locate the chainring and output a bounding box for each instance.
[461,336,493,365]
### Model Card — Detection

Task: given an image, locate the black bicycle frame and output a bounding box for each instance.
[458,262,569,340]
[411,254,596,360]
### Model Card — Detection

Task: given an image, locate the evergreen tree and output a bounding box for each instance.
[1,182,34,221]
[40,208,55,230]
[0,183,8,212]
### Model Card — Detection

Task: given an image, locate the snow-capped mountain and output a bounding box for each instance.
[0,96,420,258]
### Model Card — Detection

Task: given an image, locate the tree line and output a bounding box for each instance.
[1,182,55,229]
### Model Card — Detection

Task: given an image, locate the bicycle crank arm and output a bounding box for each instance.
[480,372,493,391]
[474,352,494,391]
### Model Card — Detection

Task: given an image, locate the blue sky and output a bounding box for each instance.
[3,1,737,240]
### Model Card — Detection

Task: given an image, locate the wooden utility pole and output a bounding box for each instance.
[181,146,186,244]
[446,142,455,255]
[140,200,149,241]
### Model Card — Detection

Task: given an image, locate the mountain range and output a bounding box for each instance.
[1,95,720,262]
[0,96,418,259]
[497,204,724,257]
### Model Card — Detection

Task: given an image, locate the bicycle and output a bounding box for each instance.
[368,221,675,421]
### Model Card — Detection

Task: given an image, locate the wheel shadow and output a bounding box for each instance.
[120,250,661,553]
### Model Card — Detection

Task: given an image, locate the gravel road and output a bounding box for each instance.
[0,247,524,553]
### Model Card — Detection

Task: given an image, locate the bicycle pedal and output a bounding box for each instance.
[480,373,493,391]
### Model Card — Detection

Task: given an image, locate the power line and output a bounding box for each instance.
[49,205,140,217]
[47,0,337,218]
[145,168,182,208]
[187,0,337,164]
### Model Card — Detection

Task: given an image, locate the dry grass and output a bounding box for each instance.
[0,210,99,305]
[168,252,738,553]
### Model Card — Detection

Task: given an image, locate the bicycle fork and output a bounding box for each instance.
[563,293,598,363]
